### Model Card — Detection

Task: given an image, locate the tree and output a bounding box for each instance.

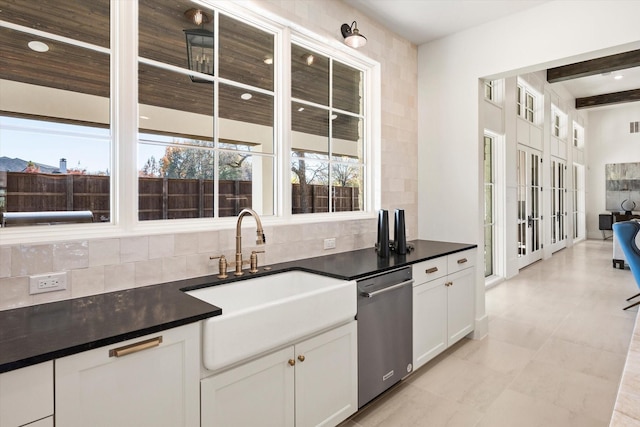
[23,161,40,173]
[291,151,329,213]
[140,156,161,177]
[332,163,360,187]
[143,146,252,180]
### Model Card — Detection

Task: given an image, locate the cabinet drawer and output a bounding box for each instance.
[0,361,53,427]
[447,249,476,274]
[412,256,448,284]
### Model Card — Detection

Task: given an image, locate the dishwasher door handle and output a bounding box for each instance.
[360,279,414,298]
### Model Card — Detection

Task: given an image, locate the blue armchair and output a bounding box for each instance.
[613,221,640,310]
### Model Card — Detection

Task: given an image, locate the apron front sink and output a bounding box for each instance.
[186,271,356,372]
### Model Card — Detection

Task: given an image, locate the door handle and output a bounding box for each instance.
[109,336,162,358]
[360,279,414,298]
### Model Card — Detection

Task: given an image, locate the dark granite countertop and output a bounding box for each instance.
[0,239,475,373]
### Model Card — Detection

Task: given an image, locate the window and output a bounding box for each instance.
[137,4,276,220]
[551,105,567,139]
[573,121,584,148]
[485,80,495,101]
[0,1,111,225]
[0,0,376,235]
[484,79,504,104]
[572,163,585,240]
[290,44,365,214]
[517,82,539,124]
[483,135,495,277]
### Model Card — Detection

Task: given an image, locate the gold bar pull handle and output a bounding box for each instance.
[425,267,438,274]
[457,258,468,265]
[109,336,163,358]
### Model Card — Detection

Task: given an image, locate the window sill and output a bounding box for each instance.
[0,211,377,246]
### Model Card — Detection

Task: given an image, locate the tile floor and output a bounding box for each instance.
[341,239,638,427]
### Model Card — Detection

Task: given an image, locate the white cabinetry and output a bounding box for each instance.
[201,321,357,427]
[0,361,53,427]
[413,249,476,370]
[55,323,200,427]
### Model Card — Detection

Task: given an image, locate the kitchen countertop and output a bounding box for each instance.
[610,309,640,425]
[0,239,476,374]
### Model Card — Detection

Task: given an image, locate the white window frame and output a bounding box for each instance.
[517,80,541,126]
[551,104,567,140]
[572,121,584,148]
[0,0,381,245]
[484,130,506,288]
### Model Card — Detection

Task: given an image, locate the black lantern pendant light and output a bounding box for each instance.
[184,9,214,83]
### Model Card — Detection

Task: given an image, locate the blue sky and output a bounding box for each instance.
[1,116,111,173]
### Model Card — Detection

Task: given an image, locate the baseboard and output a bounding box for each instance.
[470,313,488,340]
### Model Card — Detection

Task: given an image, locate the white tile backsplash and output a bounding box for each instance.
[0,247,11,278]
[89,239,120,267]
[148,234,175,259]
[53,241,89,271]
[12,245,53,276]
[120,236,149,263]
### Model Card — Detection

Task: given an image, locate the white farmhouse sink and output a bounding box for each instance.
[186,271,356,372]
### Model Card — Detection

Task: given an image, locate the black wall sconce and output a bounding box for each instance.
[341,21,367,48]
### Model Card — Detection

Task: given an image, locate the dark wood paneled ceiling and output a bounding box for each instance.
[0,0,362,142]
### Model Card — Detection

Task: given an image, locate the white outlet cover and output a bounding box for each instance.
[29,272,68,295]
[323,238,336,250]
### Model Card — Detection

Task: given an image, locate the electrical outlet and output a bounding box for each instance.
[323,238,336,250]
[29,272,68,295]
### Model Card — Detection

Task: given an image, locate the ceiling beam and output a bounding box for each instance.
[547,49,640,83]
[575,88,640,109]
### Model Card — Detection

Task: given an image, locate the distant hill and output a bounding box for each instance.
[0,157,59,173]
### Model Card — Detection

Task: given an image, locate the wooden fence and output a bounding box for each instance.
[1,172,360,220]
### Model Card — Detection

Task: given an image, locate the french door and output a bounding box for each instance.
[517,146,543,269]
[549,158,567,253]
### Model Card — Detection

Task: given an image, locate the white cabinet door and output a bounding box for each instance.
[413,277,447,370]
[201,346,295,427]
[295,321,357,427]
[55,323,200,427]
[447,266,476,345]
[0,361,53,427]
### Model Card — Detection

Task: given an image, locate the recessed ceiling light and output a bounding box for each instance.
[28,41,49,52]
[241,93,252,100]
[331,114,338,120]
[263,56,273,65]
[298,107,305,112]
[614,74,624,80]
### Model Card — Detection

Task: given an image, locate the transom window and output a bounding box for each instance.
[517,83,539,124]
[551,105,567,139]
[573,121,585,148]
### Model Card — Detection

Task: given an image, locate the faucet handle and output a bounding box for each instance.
[210,255,229,279]
[249,250,265,274]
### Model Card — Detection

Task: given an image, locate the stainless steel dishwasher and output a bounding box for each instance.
[357,266,413,408]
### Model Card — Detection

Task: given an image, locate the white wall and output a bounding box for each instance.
[586,104,640,239]
[417,0,640,338]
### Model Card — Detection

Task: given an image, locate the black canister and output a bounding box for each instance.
[394,209,407,254]
[376,209,390,258]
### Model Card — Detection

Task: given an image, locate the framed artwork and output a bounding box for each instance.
[606,162,640,212]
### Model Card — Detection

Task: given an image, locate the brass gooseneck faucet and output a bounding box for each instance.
[234,208,266,276]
